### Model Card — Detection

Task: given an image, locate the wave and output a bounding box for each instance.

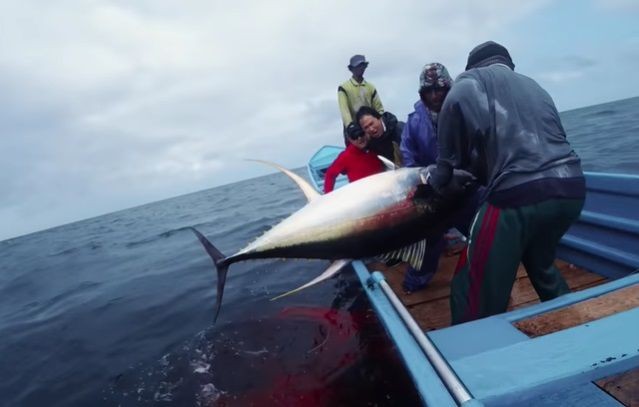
[49,240,102,256]
[124,227,190,249]
[587,108,617,117]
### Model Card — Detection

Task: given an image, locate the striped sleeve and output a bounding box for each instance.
[338,86,353,126]
[371,86,384,113]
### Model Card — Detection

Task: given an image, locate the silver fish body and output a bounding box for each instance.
[191,165,471,321]
[226,167,441,264]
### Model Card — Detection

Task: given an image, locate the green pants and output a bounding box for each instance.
[450,198,584,324]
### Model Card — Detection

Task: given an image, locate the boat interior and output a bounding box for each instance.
[308,146,639,405]
[368,253,638,405]
[359,171,639,406]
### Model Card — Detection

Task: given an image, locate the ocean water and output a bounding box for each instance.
[1,97,637,406]
[561,96,639,173]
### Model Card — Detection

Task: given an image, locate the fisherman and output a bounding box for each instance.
[356,106,404,167]
[399,63,458,293]
[400,62,452,167]
[323,122,384,193]
[426,41,586,324]
[338,55,384,144]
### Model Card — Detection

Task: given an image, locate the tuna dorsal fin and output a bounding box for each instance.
[377,155,397,171]
[248,159,320,202]
[270,259,351,301]
[377,239,427,270]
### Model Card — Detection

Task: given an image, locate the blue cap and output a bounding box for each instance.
[348,55,368,69]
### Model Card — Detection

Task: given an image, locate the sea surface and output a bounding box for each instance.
[1,97,638,406]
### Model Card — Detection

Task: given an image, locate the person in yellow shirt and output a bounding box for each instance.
[338,55,384,143]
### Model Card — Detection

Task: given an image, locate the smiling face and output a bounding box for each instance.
[359,114,383,138]
[348,131,370,149]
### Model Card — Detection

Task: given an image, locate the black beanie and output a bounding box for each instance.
[465,41,515,71]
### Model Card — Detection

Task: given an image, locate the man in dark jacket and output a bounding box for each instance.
[428,41,586,324]
[356,106,404,167]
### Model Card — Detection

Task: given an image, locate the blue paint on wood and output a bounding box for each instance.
[351,261,457,406]
[429,317,529,361]
[512,382,623,407]
[451,306,639,402]
[306,145,348,191]
[306,147,639,404]
[559,172,639,278]
[503,272,639,322]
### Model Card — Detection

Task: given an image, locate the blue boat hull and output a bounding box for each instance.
[307,145,639,406]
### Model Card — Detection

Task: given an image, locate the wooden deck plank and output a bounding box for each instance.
[508,279,607,311]
[406,297,451,332]
[369,256,607,332]
[513,283,639,338]
[510,264,606,308]
[596,367,639,407]
[367,255,459,307]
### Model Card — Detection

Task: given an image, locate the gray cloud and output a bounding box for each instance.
[593,0,639,12]
[533,55,596,85]
[3,0,635,240]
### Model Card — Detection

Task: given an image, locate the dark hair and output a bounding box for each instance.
[345,122,364,139]
[355,106,381,124]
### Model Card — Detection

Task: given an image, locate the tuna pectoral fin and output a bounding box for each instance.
[377,239,427,271]
[271,259,352,301]
[189,227,229,323]
[377,155,397,171]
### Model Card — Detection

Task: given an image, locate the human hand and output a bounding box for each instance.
[419,165,477,197]
[446,169,477,195]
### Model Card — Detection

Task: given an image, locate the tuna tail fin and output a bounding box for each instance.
[189,227,229,323]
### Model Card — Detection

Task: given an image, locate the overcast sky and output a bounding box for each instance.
[1,0,638,241]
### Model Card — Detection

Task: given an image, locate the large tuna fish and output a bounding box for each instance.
[191,162,475,321]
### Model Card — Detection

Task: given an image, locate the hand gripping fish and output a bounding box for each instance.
[191,161,476,322]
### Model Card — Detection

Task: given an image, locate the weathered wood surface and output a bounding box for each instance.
[368,256,607,332]
[514,284,639,337]
[596,367,639,407]
[367,254,639,406]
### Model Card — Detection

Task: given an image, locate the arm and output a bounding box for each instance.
[323,152,347,193]
[429,103,460,189]
[400,115,419,167]
[392,142,403,168]
[371,86,384,114]
[392,121,405,167]
[430,77,484,192]
[338,86,353,127]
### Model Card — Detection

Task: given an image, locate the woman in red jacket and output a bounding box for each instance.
[324,123,384,193]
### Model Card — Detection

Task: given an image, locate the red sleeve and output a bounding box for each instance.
[323,152,347,193]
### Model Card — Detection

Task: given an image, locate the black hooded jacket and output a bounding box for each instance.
[368,112,405,166]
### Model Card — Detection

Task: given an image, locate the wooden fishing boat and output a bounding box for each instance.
[307,145,639,406]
